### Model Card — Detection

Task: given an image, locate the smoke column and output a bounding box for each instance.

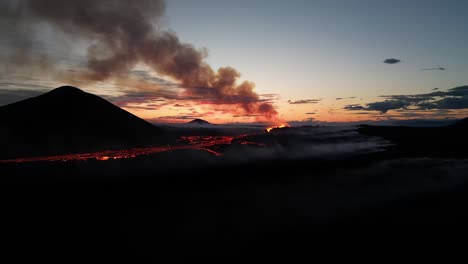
[0,0,278,120]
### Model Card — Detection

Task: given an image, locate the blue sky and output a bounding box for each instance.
[162,0,468,122]
[167,0,468,96]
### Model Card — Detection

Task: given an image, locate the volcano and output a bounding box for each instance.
[0,86,165,159]
[187,118,212,125]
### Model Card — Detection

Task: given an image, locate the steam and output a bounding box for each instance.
[224,126,390,161]
[0,0,278,121]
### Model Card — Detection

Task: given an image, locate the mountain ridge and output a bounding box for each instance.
[358,117,468,157]
[187,118,212,125]
[0,86,165,159]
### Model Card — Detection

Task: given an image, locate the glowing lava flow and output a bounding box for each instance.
[266,124,289,133]
[0,135,258,163]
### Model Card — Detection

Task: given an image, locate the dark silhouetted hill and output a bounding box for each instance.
[187,118,212,125]
[0,86,166,159]
[448,117,468,128]
[358,118,468,157]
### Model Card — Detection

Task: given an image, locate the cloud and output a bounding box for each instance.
[224,126,389,162]
[0,87,50,106]
[129,70,178,88]
[288,117,459,127]
[422,66,446,71]
[232,114,262,118]
[106,92,168,106]
[148,113,214,123]
[156,115,199,120]
[120,105,159,111]
[364,100,410,113]
[0,0,279,121]
[260,94,280,100]
[336,97,356,101]
[419,97,468,110]
[288,99,321,104]
[344,85,468,113]
[305,112,316,115]
[344,104,366,111]
[383,58,401,64]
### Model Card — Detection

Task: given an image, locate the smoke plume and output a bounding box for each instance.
[0,0,278,121]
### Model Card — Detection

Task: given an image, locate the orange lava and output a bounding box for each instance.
[266,124,288,133]
[96,156,111,161]
[177,135,234,145]
[0,135,259,163]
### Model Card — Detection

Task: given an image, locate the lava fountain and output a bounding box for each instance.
[265,124,289,133]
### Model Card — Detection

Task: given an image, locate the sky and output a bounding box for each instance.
[1,0,468,124]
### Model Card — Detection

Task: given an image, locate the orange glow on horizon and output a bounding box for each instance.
[121,99,468,125]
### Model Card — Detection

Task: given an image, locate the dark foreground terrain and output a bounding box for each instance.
[2,150,468,261]
[2,88,468,261]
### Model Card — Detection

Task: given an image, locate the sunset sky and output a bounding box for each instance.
[1,0,468,124]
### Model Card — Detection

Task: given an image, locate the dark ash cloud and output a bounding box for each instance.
[104,91,172,109]
[0,0,279,121]
[129,70,178,87]
[383,58,401,64]
[288,99,321,104]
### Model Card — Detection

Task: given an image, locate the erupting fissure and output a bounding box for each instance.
[265,124,289,133]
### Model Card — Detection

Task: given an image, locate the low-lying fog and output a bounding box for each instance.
[156,125,391,163]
